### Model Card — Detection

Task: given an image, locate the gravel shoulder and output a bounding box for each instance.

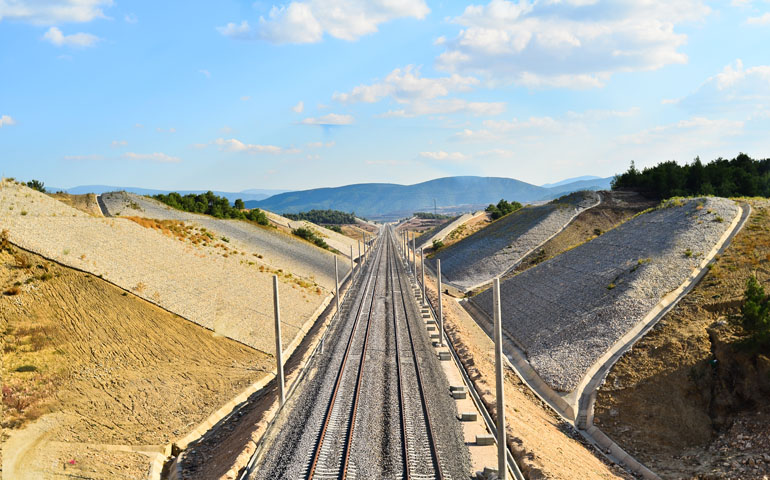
[430,191,600,291]
[0,181,330,354]
[470,197,741,393]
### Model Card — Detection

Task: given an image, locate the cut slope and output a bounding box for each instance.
[0,245,270,480]
[594,199,770,479]
[262,209,366,258]
[430,191,600,291]
[100,191,351,285]
[0,181,331,353]
[470,197,740,392]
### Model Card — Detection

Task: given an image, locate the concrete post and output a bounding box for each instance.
[273,275,285,405]
[350,245,354,276]
[437,259,444,347]
[412,236,416,277]
[421,247,425,306]
[334,256,340,319]
[493,277,506,479]
[358,240,361,268]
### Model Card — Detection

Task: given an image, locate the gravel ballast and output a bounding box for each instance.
[0,181,335,353]
[430,191,600,291]
[471,197,740,392]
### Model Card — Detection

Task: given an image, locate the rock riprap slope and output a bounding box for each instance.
[0,181,335,353]
[471,197,740,392]
[263,209,365,258]
[100,191,350,288]
[430,191,600,291]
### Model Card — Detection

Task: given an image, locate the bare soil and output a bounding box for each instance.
[47,193,103,217]
[441,212,492,250]
[0,243,272,479]
[595,199,770,479]
[422,275,630,480]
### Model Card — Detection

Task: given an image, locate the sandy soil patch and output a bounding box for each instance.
[0,245,271,480]
[595,199,770,479]
[48,193,103,217]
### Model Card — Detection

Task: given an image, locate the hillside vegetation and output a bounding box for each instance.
[152,190,269,224]
[284,209,356,224]
[612,153,770,198]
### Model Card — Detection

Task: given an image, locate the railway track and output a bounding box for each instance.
[252,228,467,479]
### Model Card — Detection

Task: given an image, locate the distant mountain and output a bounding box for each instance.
[541,175,603,188]
[544,177,613,197]
[51,185,288,203]
[248,176,613,219]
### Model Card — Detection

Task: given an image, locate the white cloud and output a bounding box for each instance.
[134,123,143,128]
[292,100,304,113]
[307,141,335,148]
[220,0,429,44]
[382,99,505,118]
[0,0,113,24]
[199,69,211,78]
[334,65,478,104]
[747,12,770,25]
[123,152,181,163]
[679,59,770,113]
[110,140,127,148]
[619,117,744,146]
[217,20,252,39]
[215,138,300,154]
[419,151,468,162]
[63,154,104,161]
[0,114,15,127]
[301,113,354,125]
[437,0,710,88]
[241,96,251,101]
[156,127,177,133]
[124,13,137,23]
[42,26,99,47]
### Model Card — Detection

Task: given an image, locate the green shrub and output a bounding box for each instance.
[486,199,523,220]
[742,276,770,348]
[284,209,356,224]
[26,180,46,193]
[152,191,269,225]
[292,227,329,250]
[432,239,444,251]
[325,225,343,234]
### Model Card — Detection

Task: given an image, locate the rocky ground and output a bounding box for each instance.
[471,197,741,392]
[595,199,770,479]
[430,191,600,291]
[0,243,270,480]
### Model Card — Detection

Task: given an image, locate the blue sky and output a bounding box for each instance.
[1,0,769,191]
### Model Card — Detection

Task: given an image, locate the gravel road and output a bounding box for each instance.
[430,191,600,291]
[471,197,740,392]
[252,230,469,479]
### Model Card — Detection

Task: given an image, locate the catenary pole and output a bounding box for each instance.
[421,247,426,306]
[437,259,444,347]
[272,275,285,405]
[494,277,507,479]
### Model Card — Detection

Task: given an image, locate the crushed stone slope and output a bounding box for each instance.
[430,191,599,290]
[100,191,350,288]
[263,210,365,259]
[0,181,330,353]
[471,197,740,392]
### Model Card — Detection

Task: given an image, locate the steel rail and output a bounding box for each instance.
[307,234,385,479]
[387,240,411,479]
[389,228,445,480]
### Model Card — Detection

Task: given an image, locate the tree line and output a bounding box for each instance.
[152,191,269,225]
[612,153,770,199]
[284,209,357,224]
[486,199,523,220]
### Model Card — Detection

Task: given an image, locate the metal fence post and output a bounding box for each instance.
[494,277,506,479]
[335,256,340,318]
[358,240,361,267]
[421,247,425,306]
[273,275,285,405]
[411,236,416,277]
[350,245,354,276]
[437,259,444,347]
